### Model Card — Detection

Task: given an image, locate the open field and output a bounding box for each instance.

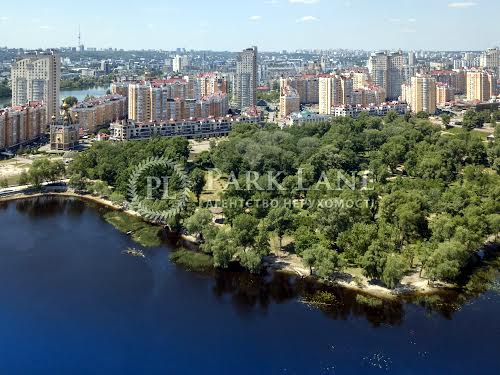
[0,155,63,186]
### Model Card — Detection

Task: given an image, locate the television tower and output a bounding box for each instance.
[77,25,83,52]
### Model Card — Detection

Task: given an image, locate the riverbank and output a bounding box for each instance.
[0,190,466,300]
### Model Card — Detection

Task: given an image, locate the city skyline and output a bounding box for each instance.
[0,0,498,52]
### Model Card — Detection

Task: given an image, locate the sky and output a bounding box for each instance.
[0,0,498,52]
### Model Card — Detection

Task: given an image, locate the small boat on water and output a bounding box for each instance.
[122,248,145,258]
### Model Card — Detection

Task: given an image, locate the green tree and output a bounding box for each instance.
[425,240,468,282]
[302,244,343,279]
[239,250,262,273]
[441,114,451,128]
[463,110,484,131]
[266,206,295,253]
[68,173,87,192]
[63,96,78,107]
[27,158,65,188]
[337,223,378,264]
[361,241,387,279]
[382,253,407,289]
[185,209,213,242]
[210,229,237,269]
[190,168,206,204]
[0,179,8,188]
[232,214,259,249]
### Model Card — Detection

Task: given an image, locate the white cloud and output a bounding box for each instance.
[401,28,417,33]
[448,2,478,8]
[249,15,263,21]
[147,23,154,29]
[0,16,8,21]
[297,15,319,22]
[289,0,320,4]
[408,18,417,23]
[39,25,52,30]
[265,0,279,4]
[388,18,401,24]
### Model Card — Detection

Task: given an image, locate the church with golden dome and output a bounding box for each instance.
[49,102,79,151]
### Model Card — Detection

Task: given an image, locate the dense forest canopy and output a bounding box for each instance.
[70,112,500,288]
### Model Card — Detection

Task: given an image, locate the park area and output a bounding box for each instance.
[0,155,64,187]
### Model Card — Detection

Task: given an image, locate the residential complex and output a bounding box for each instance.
[279,86,300,118]
[110,113,261,141]
[480,47,500,74]
[466,69,498,102]
[127,80,229,123]
[11,50,60,122]
[71,94,127,132]
[0,102,46,150]
[332,102,409,118]
[280,76,319,104]
[404,75,437,114]
[319,75,349,115]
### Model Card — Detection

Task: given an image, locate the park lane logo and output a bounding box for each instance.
[127,156,191,224]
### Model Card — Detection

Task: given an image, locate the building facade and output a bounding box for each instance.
[319,75,353,114]
[466,69,498,102]
[368,51,406,100]
[280,76,320,104]
[409,75,437,114]
[279,86,300,118]
[0,102,46,150]
[11,50,60,122]
[235,47,258,109]
[110,115,260,141]
[71,95,127,133]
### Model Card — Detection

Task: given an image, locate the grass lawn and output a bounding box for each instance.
[444,127,489,141]
[169,248,213,272]
[103,211,161,247]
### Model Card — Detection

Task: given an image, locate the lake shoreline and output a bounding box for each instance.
[0,190,463,300]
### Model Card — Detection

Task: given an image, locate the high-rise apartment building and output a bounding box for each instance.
[128,81,228,123]
[436,83,454,106]
[194,73,228,100]
[409,75,437,114]
[0,102,47,150]
[480,47,500,74]
[280,76,319,104]
[279,86,300,118]
[11,50,60,122]
[235,47,258,109]
[71,95,127,133]
[430,70,466,95]
[368,51,406,100]
[128,84,152,122]
[319,75,353,115]
[172,55,189,73]
[466,69,497,102]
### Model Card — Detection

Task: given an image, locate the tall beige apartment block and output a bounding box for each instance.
[409,75,437,114]
[279,86,300,118]
[319,75,352,115]
[480,47,500,74]
[466,70,497,102]
[368,51,405,100]
[11,50,60,122]
[280,76,319,104]
[128,84,152,122]
[436,83,454,106]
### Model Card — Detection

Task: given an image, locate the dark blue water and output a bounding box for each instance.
[0,197,499,374]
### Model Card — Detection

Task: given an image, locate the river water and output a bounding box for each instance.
[0,196,499,374]
[0,87,109,108]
